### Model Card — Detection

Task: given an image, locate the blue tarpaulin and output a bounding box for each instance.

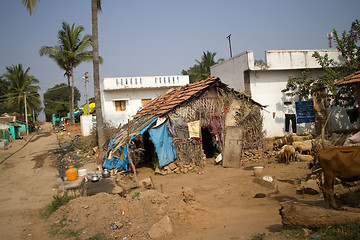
[102,117,158,170]
[149,121,177,167]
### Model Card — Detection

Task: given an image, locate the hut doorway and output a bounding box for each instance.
[138,131,158,169]
[201,127,216,158]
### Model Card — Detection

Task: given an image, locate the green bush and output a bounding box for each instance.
[40,195,75,219]
[316,221,360,240]
[87,234,113,240]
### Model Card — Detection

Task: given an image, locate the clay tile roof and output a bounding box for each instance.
[0,117,16,123]
[334,70,360,86]
[133,77,222,118]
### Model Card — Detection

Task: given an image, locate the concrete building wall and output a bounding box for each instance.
[211,49,357,137]
[265,49,342,70]
[249,70,316,137]
[210,51,253,93]
[101,75,189,127]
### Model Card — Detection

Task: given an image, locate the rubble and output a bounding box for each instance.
[148,216,174,239]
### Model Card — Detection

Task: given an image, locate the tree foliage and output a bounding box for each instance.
[282,19,360,109]
[182,51,224,83]
[0,76,11,114]
[40,22,100,124]
[2,64,41,120]
[43,83,80,122]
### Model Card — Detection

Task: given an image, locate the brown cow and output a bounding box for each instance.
[318,146,360,209]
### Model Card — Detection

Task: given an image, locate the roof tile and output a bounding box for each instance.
[334,70,360,86]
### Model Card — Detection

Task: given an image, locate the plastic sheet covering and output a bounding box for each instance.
[149,120,177,167]
[102,117,158,170]
[102,143,129,170]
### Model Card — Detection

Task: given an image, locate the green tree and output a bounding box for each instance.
[24,0,108,158]
[40,22,95,125]
[282,19,360,132]
[43,83,80,122]
[0,76,11,114]
[2,64,41,121]
[182,51,224,83]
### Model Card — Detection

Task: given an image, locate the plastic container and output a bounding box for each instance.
[65,166,78,181]
[253,166,264,177]
[78,169,87,177]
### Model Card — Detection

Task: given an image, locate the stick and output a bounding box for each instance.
[127,119,138,185]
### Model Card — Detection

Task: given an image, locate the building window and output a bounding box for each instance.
[140,78,142,84]
[168,77,170,83]
[125,79,128,84]
[115,100,126,111]
[135,78,137,84]
[116,79,118,85]
[155,77,157,83]
[141,99,152,107]
[121,79,123,85]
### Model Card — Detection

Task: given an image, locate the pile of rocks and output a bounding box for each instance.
[241,149,274,163]
[155,161,198,175]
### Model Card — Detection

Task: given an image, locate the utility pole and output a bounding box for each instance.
[327,33,333,48]
[227,34,233,58]
[85,72,90,115]
[23,92,29,135]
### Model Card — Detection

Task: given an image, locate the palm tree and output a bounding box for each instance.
[196,51,224,79]
[21,0,39,15]
[40,22,94,124]
[183,51,224,83]
[91,0,106,157]
[23,0,106,156]
[3,64,41,121]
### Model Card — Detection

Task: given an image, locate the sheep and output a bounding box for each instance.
[292,140,312,155]
[278,145,296,163]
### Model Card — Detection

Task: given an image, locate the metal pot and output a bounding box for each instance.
[90,173,100,182]
[102,168,110,178]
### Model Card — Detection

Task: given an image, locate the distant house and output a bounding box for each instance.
[211,49,358,137]
[0,116,21,139]
[100,75,189,127]
[103,77,263,170]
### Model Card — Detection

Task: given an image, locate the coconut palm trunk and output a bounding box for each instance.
[91,0,106,158]
[70,67,75,124]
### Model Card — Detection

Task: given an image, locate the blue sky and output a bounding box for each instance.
[0,0,359,119]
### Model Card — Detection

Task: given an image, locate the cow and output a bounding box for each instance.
[318,146,360,209]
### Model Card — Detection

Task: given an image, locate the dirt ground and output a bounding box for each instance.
[0,123,354,240]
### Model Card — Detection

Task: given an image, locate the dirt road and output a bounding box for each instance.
[0,123,321,240]
[0,123,60,240]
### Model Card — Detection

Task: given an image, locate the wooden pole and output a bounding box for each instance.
[127,119,138,184]
[24,92,29,135]
[85,72,90,115]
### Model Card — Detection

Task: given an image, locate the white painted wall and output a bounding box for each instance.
[249,70,316,137]
[211,49,357,137]
[265,49,343,70]
[101,75,189,127]
[80,115,96,136]
[211,51,253,92]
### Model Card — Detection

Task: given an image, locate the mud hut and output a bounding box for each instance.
[103,77,264,173]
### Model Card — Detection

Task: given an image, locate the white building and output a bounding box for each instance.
[100,75,189,127]
[211,49,358,137]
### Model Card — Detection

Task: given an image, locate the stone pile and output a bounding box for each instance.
[241,149,274,163]
[155,161,198,175]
